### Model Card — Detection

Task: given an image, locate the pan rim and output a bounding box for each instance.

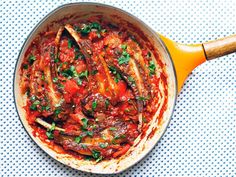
[13,2,178,174]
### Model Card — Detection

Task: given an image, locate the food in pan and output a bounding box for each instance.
[19,17,168,162]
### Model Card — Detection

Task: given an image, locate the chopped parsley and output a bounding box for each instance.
[128,76,135,85]
[118,51,130,65]
[74,51,85,60]
[41,105,50,111]
[77,78,82,85]
[96,32,101,38]
[84,156,92,161]
[78,70,88,79]
[92,100,97,110]
[91,149,102,162]
[149,60,156,75]
[30,95,36,101]
[99,142,108,148]
[81,24,92,35]
[109,127,117,131]
[86,131,94,137]
[80,22,104,39]
[147,51,151,57]
[81,144,87,149]
[53,77,58,83]
[114,73,121,83]
[54,57,59,63]
[68,39,73,49]
[142,117,148,123]
[57,82,64,89]
[108,66,122,83]
[30,100,40,111]
[96,156,103,162]
[46,122,55,140]
[75,136,82,143]
[108,66,117,74]
[74,25,80,32]
[81,118,88,129]
[137,96,149,101]
[28,55,36,65]
[61,65,77,78]
[120,134,126,139]
[80,22,102,35]
[90,22,101,31]
[54,107,61,117]
[105,99,109,109]
[112,134,126,144]
[121,44,127,50]
[91,70,98,75]
[41,74,45,81]
[23,64,28,69]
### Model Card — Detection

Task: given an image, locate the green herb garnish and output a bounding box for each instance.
[57,82,64,89]
[28,55,36,65]
[78,70,88,79]
[90,22,101,31]
[41,74,45,81]
[137,96,149,101]
[128,76,135,85]
[68,39,73,49]
[147,51,151,57]
[61,65,77,78]
[74,51,85,60]
[54,107,61,117]
[109,127,117,131]
[81,144,87,149]
[105,99,109,109]
[91,70,98,75]
[54,57,59,63]
[53,77,58,83]
[41,105,50,111]
[81,24,91,35]
[96,156,103,162]
[77,78,82,85]
[23,64,28,69]
[112,134,126,144]
[149,60,156,75]
[46,122,55,140]
[81,118,88,129]
[75,136,82,143]
[114,73,121,83]
[108,66,121,83]
[30,100,40,111]
[108,66,117,74]
[142,117,148,123]
[121,44,127,50]
[99,142,108,148]
[30,95,36,101]
[92,149,101,159]
[86,131,94,137]
[84,156,92,161]
[74,26,81,32]
[80,22,103,37]
[118,51,130,65]
[92,100,97,110]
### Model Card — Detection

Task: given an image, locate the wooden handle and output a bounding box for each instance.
[202,34,236,60]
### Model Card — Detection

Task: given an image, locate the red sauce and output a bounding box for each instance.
[19,16,168,162]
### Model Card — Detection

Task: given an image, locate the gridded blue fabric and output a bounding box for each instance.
[0,0,235,176]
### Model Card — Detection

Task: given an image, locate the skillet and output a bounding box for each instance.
[13,2,236,174]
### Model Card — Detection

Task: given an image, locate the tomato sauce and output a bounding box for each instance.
[20,17,168,162]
